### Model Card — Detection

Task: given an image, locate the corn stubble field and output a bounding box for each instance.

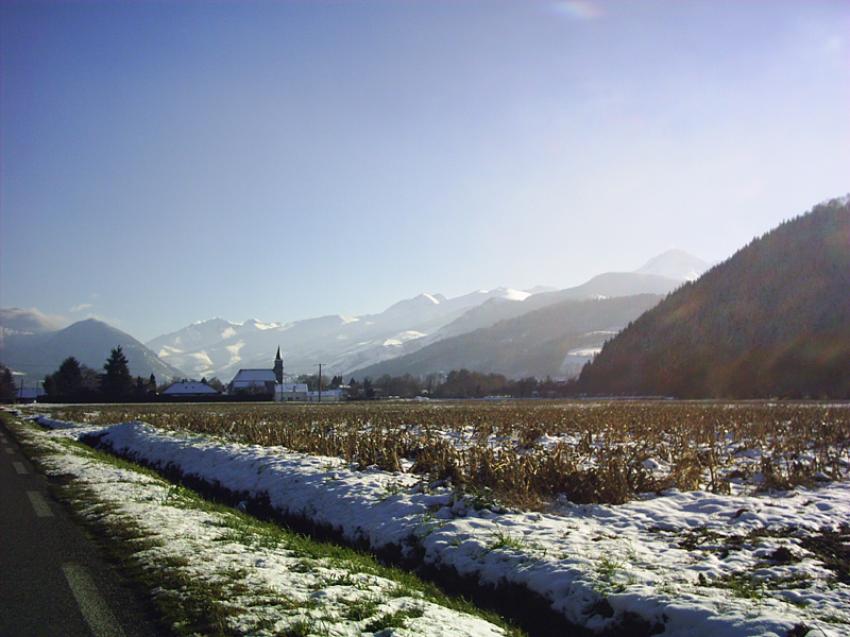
[49,401,850,508]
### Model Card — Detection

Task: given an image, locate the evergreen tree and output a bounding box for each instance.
[102,346,133,400]
[43,374,57,399]
[54,357,83,399]
[0,366,16,400]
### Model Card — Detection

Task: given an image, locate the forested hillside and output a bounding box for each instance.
[577,197,850,398]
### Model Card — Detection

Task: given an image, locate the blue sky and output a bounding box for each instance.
[1,0,848,341]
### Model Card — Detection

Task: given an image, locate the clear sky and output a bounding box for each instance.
[1,0,848,341]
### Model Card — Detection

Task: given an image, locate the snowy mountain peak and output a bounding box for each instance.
[636,250,709,282]
[191,317,238,327]
[242,318,280,330]
[495,287,532,301]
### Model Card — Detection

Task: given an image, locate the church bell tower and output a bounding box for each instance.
[274,347,283,384]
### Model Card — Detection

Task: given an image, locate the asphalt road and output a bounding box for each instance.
[0,420,164,637]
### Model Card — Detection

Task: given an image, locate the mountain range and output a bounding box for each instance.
[351,294,664,380]
[0,249,708,384]
[144,250,706,381]
[5,193,848,400]
[577,196,850,398]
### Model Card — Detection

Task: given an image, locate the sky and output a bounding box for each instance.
[1,0,848,342]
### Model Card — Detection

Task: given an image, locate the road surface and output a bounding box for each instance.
[0,420,165,637]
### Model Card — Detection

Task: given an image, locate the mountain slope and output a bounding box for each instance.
[351,294,663,380]
[431,271,685,342]
[577,196,850,398]
[0,318,185,381]
[146,288,540,380]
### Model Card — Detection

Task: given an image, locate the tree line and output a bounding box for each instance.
[346,369,577,400]
[1,352,580,403]
[0,347,160,403]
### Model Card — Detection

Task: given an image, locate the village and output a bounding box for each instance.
[161,348,346,402]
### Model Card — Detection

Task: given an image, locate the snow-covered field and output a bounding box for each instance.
[27,411,850,637]
[5,412,510,637]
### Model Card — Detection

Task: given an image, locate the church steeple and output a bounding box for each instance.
[273,347,283,384]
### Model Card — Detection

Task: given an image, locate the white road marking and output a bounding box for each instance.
[62,563,126,637]
[12,461,28,475]
[26,490,53,517]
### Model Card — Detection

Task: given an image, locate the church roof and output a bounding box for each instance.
[231,369,277,383]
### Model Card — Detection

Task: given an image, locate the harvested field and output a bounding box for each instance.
[46,401,850,507]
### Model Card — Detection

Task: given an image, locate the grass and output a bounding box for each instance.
[489,530,530,552]
[1,412,526,637]
[363,607,425,633]
[343,597,381,621]
[699,572,765,601]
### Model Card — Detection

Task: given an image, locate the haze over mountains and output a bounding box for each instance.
[578,196,850,398]
[1,249,707,383]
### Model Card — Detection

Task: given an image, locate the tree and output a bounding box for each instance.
[206,377,225,393]
[54,357,83,398]
[102,346,133,400]
[133,376,148,400]
[0,366,16,400]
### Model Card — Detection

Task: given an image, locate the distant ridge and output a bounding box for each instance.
[350,294,663,380]
[577,196,850,398]
[0,317,185,381]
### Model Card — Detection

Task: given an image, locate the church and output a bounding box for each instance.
[228,347,284,395]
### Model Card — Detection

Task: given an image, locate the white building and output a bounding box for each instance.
[275,383,309,402]
[307,388,344,402]
[162,381,220,397]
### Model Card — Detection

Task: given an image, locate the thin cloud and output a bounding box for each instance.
[69,303,94,313]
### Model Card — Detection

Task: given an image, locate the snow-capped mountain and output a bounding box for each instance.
[636,249,709,282]
[147,250,707,382]
[146,288,537,381]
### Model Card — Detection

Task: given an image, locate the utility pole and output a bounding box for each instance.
[316,363,324,403]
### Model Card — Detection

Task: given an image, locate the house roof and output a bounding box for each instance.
[163,381,219,395]
[231,369,276,383]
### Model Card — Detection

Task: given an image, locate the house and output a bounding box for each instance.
[275,383,309,401]
[162,381,220,398]
[229,348,284,395]
[307,388,345,402]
